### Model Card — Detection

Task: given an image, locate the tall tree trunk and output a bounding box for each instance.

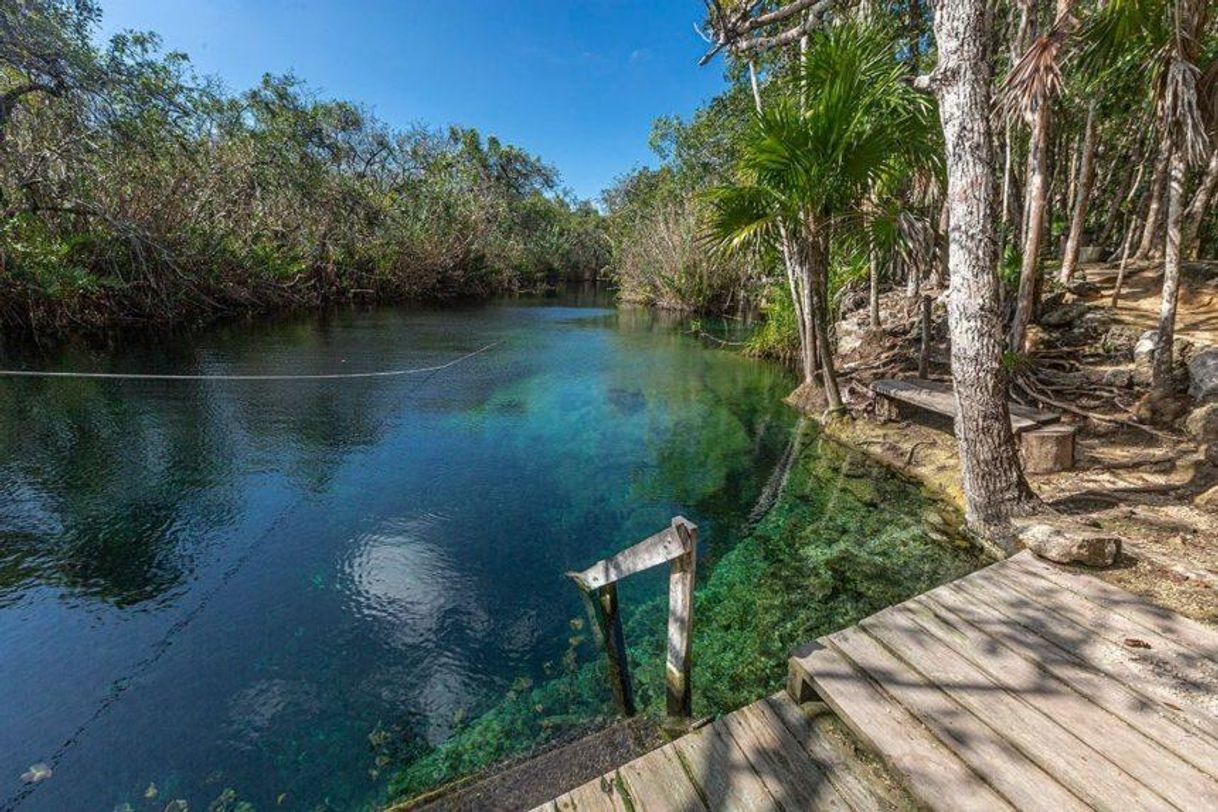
[1152,143,1186,399]
[869,246,881,328]
[933,198,950,288]
[749,59,818,388]
[1136,140,1169,260]
[1183,147,1218,259]
[1059,103,1098,283]
[806,229,842,410]
[1009,97,1050,352]
[932,0,1040,545]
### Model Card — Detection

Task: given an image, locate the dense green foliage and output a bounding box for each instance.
[388,428,980,802]
[601,83,761,312]
[0,1,609,330]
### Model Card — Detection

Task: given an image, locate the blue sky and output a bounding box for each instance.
[97,1,728,201]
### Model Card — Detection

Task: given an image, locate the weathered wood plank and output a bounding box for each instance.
[871,378,1059,431]
[670,718,776,810]
[1008,551,1218,659]
[721,699,852,810]
[793,643,1016,811]
[618,744,706,811]
[857,606,1177,811]
[528,801,558,812]
[568,517,696,591]
[765,693,907,811]
[562,773,631,811]
[965,560,1218,720]
[925,579,1218,775]
[893,597,1218,807]
[953,572,1218,746]
[828,624,1087,811]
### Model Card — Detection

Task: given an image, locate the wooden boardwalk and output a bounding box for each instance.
[535,551,1218,811]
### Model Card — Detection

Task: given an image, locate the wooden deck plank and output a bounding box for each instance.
[961,562,1218,725]
[618,744,706,811]
[721,699,852,810]
[924,579,1218,776]
[871,379,1058,431]
[670,718,776,810]
[893,596,1218,808]
[562,774,630,811]
[794,643,1016,811]
[1008,551,1218,658]
[764,693,907,811]
[855,606,1177,811]
[827,624,1088,811]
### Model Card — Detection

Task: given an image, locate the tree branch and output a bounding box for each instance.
[699,0,835,66]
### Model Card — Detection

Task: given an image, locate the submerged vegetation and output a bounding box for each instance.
[388,429,980,802]
[0,1,609,331]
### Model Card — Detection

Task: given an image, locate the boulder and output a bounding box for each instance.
[1185,403,1218,442]
[1188,347,1218,402]
[1016,521,1122,567]
[835,318,867,357]
[1134,330,1158,368]
[1040,303,1090,328]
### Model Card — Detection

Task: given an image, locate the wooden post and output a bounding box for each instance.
[578,582,635,716]
[666,518,697,726]
[918,295,932,379]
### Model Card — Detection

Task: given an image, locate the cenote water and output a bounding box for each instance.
[0,291,981,811]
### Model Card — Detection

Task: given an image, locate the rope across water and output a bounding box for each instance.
[0,341,501,381]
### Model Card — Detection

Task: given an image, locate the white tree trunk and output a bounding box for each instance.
[1059,103,1098,283]
[1152,144,1186,397]
[1009,98,1050,352]
[1136,140,1169,260]
[1183,147,1218,260]
[932,0,1039,544]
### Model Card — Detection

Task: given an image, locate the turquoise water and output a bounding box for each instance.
[0,294,805,810]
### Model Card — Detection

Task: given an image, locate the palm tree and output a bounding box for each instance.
[1000,2,1077,353]
[1082,0,1215,407]
[703,22,935,411]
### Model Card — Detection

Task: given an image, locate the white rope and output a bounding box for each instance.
[0,341,500,381]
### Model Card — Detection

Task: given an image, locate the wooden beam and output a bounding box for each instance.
[568,516,696,591]
[578,582,635,717]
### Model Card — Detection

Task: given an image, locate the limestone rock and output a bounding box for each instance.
[1188,347,1218,402]
[1134,330,1158,367]
[835,318,866,357]
[1185,403,1218,442]
[1016,522,1122,567]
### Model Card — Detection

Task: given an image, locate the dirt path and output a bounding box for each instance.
[1081,260,1218,345]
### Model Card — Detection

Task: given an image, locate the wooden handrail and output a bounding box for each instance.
[567,516,699,728]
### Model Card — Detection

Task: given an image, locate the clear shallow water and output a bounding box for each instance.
[0,293,804,810]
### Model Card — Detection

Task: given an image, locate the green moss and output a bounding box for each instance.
[386,428,982,804]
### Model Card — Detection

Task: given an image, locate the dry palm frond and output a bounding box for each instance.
[996,12,1078,124]
[1160,54,1211,164]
